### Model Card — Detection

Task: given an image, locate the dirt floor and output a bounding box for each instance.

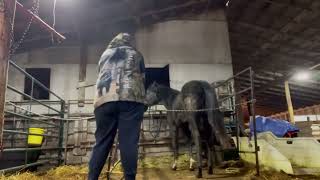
[110,167,245,180]
[109,167,320,180]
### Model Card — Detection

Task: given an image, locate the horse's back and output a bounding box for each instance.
[181,80,208,95]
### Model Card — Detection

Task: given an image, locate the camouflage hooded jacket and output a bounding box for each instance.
[94,33,146,108]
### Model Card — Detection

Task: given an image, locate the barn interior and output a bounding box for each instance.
[0,0,320,179]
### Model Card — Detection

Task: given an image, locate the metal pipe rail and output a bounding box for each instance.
[7,85,61,113]
[4,110,59,127]
[9,60,64,102]
[3,147,61,152]
[3,130,59,138]
[1,61,66,173]
[218,87,252,103]
[0,160,50,174]
[9,100,62,105]
[214,67,251,89]
[5,101,65,122]
[213,67,260,176]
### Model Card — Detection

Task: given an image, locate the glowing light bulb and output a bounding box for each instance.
[226,0,230,7]
[293,71,310,81]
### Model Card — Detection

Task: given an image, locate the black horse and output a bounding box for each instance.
[145,81,231,178]
[145,82,196,169]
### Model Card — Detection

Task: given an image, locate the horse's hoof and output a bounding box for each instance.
[208,167,213,175]
[196,173,203,178]
[189,158,196,171]
[171,164,177,171]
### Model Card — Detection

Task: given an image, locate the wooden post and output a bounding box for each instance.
[0,0,13,149]
[284,81,295,124]
[75,0,89,107]
[78,40,87,107]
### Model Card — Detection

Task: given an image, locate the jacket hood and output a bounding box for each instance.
[107,33,132,49]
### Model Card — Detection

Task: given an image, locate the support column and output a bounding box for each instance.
[0,0,13,149]
[75,0,89,107]
[284,81,295,124]
[78,40,87,107]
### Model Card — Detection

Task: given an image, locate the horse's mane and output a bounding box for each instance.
[157,84,180,96]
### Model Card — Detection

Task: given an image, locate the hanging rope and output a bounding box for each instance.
[10,0,40,56]
[51,0,57,43]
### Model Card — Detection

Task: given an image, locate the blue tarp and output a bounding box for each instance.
[250,116,299,137]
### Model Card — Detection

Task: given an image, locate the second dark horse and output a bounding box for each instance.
[145,80,231,178]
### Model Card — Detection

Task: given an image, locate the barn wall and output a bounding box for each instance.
[135,9,232,90]
[169,64,233,90]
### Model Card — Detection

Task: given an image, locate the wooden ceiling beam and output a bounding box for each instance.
[265,88,320,102]
[254,95,288,108]
[248,4,317,61]
[230,35,320,58]
[229,32,320,55]
[252,64,320,96]
[261,91,319,106]
[231,51,308,72]
[230,21,320,47]
[258,0,319,12]
[231,43,320,64]
[257,92,314,108]
[95,0,210,30]
[239,80,320,101]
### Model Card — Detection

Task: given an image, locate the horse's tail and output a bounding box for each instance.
[201,81,232,149]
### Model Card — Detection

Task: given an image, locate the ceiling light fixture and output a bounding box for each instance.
[293,71,310,81]
[226,0,230,7]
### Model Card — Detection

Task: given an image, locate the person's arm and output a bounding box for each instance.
[139,55,146,87]
[139,53,148,111]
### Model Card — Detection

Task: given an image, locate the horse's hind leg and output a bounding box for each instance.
[190,121,202,178]
[171,125,179,170]
[214,145,223,166]
[183,127,195,171]
[207,139,216,175]
[188,140,196,171]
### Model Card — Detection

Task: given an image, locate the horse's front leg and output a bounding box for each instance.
[171,125,179,170]
[190,121,202,178]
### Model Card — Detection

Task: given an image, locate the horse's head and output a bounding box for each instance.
[145,82,162,106]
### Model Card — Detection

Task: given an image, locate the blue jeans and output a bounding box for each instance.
[88,101,145,180]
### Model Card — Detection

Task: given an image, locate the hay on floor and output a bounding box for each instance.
[0,165,92,180]
[2,156,319,180]
[0,155,186,180]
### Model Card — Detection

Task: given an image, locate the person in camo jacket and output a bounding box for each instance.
[88,33,146,180]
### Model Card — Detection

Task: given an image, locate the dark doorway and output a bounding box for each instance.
[24,68,51,100]
[146,65,170,88]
